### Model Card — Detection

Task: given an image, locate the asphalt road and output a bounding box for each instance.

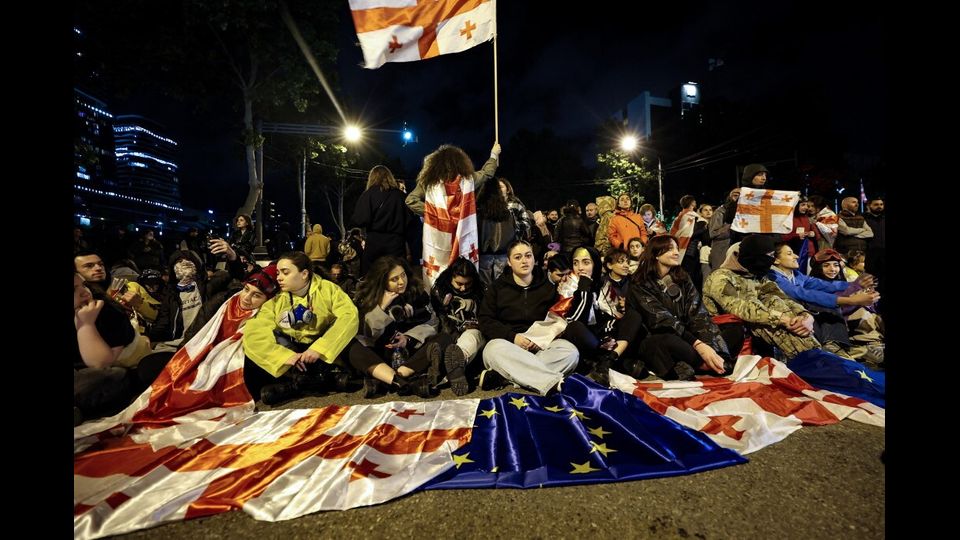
[117,384,885,539]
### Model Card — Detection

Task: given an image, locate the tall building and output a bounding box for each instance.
[113,115,183,215]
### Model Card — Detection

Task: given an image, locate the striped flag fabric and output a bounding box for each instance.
[420,176,479,290]
[349,0,497,69]
[730,188,800,234]
[814,206,840,247]
[608,355,884,455]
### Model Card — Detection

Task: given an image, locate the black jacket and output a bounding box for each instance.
[479,267,557,342]
[628,272,730,360]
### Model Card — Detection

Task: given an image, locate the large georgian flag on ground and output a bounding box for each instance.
[608,354,884,455]
[349,0,497,69]
[421,177,480,290]
[730,188,800,234]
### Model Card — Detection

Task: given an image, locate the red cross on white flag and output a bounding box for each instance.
[349,0,497,69]
[730,188,800,234]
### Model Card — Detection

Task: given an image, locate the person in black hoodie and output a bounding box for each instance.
[629,235,733,381]
[554,199,594,255]
[477,240,579,395]
[430,257,485,395]
[351,166,416,275]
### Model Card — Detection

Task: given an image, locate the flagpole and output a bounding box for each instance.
[493,34,499,142]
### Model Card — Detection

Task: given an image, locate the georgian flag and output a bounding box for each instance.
[815,206,840,246]
[421,175,479,290]
[668,208,704,260]
[730,188,800,234]
[608,355,884,455]
[349,0,497,69]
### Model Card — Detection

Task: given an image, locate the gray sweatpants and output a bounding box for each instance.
[482,338,579,395]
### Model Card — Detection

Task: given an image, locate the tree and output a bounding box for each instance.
[308,142,364,239]
[76,0,340,220]
[595,150,656,208]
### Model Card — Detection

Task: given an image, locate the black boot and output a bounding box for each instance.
[362,377,383,399]
[588,350,616,387]
[443,344,469,396]
[670,361,697,381]
[260,371,306,405]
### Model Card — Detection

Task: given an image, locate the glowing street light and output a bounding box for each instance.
[344,125,362,143]
[620,135,638,152]
[618,134,664,219]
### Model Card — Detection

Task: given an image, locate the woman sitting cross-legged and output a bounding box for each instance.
[429,257,486,395]
[629,235,733,381]
[477,240,579,395]
[348,256,449,398]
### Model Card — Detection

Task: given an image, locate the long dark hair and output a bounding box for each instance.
[366,165,400,191]
[354,255,423,315]
[633,234,688,284]
[415,144,475,190]
[476,177,510,221]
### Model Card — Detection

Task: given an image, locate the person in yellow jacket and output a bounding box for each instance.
[304,223,331,263]
[242,251,359,404]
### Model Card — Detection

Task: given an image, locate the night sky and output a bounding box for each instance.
[78,0,888,223]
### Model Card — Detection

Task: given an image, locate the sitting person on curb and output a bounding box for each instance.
[242,252,359,405]
[477,240,579,395]
[429,257,486,395]
[702,235,819,360]
[629,235,733,381]
[348,255,448,398]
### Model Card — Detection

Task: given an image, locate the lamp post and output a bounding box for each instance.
[619,135,664,219]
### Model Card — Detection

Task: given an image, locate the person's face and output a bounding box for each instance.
[699,206,714,219]
[850,256,866,273]
[330,266,342,282]
[75,254,106,283]
[386,265,408,294]
[774,246,799,270]
[499,181,509,200]
[798,201,812,215]
[572,251,594,277]
[145,231,154,241]
[238,283,268,311]
[508,244,535,278]
[277,258,309,292]
[585,203,598,219]
[607,256,630,278]
[729,189,741,202]
[821,261,842,280]
[617,194,632,210]
[236,216,247,228]
[868,200,884,214]
[451,275,474,293]
[751,172,767,187]
[842,198,859,212]
[628,240,643,258]
[657,240,681,268]
[548,210,559,222]
[74,274,92,310]
[642,211,653,221]
[549,267,570,283]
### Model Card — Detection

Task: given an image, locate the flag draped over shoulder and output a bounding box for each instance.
[608,355,884,455]
[668,208,702,259]
[730,188,799,234]
[421,375,745,490]
[421,176,479,290]
[349,0,497,69]
[815,206,840,246]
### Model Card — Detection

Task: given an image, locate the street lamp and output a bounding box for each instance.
[619,134,664,219]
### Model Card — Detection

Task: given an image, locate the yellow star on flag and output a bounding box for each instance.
[587,425,612,439]
[856,369,874,383]
[569,408,590,421]
[452,453,475,469]
[589,441,618,457]
[480,408,499,419]
[544,405,565,413]
[509,397,529,410]
[570,461,601,474]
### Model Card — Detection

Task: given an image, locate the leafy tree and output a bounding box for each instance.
[595,150,656,209]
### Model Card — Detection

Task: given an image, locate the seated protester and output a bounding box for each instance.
[810,249,885,366]
[545,251,571,286]
[74,273,144,425]
[559,246,646,386]
[75,251,160,333]
[148,241,246,353]
[626,237,643,275]
[629,235,732,381]
[638,203,667,239]
[135,263,281,390]
[478,240,579,396]
[348,256,447,398]
[767,243,878,358]
[243,252,359,405]
[429,257,486,395]
[138,268,166,301]
[702,235,819,360]
[319,263,358,298]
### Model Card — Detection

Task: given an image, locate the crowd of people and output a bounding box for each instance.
[73,149,886,426]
